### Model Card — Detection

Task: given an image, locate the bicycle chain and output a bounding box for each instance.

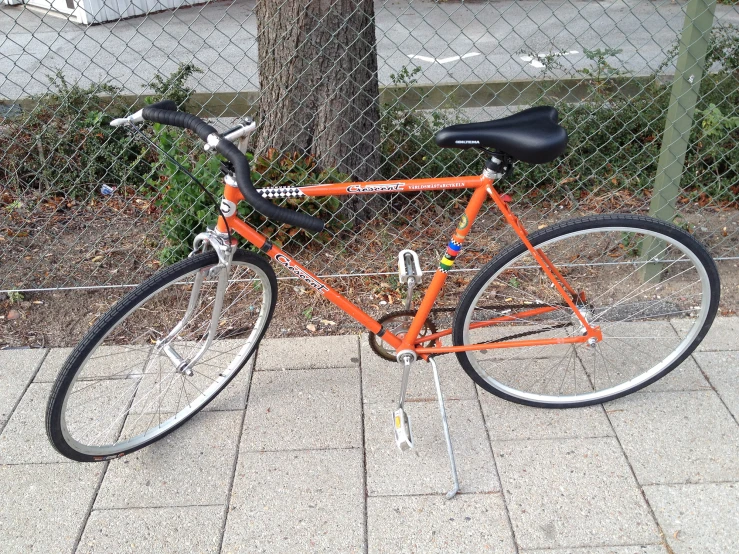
[427,303,566,314]
[438,304,574,348]
[478,322,572,345]
[367,303,573,361]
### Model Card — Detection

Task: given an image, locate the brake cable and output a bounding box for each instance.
[128,123,232,238]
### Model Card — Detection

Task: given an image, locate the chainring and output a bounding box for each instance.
[368,310,438,362]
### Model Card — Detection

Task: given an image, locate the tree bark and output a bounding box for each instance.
[255,0,380,190]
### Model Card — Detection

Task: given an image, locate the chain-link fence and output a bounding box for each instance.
[1,0,738,339]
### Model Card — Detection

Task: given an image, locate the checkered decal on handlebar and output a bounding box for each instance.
[257,187,306,199]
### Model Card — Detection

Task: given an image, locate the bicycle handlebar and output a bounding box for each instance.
[139,101,325,233]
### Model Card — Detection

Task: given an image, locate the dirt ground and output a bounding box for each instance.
[2,190,738,349]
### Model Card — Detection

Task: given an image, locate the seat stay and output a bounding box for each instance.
[485,184,601,340]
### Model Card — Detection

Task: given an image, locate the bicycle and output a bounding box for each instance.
[46,100,720,498]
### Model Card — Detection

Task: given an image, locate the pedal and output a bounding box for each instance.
[398,250,422,284]
[393,407,414,451]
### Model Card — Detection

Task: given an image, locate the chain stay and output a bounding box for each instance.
[368,303,574,360]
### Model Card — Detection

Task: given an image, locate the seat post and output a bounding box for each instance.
[482,151,513,182]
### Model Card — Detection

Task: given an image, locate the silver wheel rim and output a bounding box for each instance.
[59,258,272,456]
[462,225,712,405]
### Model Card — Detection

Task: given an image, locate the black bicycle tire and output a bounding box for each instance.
[46,249,277,461]
[452,214,720,408]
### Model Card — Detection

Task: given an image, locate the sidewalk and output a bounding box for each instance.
[1,318,738,553]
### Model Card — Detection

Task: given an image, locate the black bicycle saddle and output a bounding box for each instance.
[434,106,568,164]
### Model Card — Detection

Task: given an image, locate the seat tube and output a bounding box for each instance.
[400,183,491,351]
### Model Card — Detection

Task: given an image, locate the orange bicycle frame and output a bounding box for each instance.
[215,173,601,358]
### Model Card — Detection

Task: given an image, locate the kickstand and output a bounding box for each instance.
[429,357,460,499]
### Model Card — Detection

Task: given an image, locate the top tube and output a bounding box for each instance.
[266,175,490,198]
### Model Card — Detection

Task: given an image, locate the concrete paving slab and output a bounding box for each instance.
[671,316,739,352]
[367,493,515,553]
[34,345,151,383]
[365,400,499,496]
[360,336,477,404]
[0,381,132,464]
[479,390,614,441]
[639,358,709,393]
[33,346,72,382]
[494,437,659,550]
[520,544,669,554]
[644,483,739,554]
[255,334,360,370]
[95,410,241,508]
[607,391,739,485]
[0,347,45,428]
[693,351,739,421]
[241,367,361,451]
[0,462,103,554]
[78,505,223,554]
[222,449,364,553]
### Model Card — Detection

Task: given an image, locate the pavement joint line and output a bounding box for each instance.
[0,461,78,467]
[489,434,618,443]
[239,446,363,454]
[0,460,77,466]
[691,353,739,428]
[0,348,47,437]
[605,388,728,396]
[600,402,669,551]
[217,351,256,554]
[638,478,739,487]
[72,460,110,554]
[637,388,712,393]
[254,365,358,372]
[366,490,503,499]
[358,334,369,554]
[475,383,520,554]
[87,503,225,512]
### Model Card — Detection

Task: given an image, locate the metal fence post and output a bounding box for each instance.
[642,0,717,280]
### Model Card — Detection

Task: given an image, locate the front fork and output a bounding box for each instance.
[156,228,236,374]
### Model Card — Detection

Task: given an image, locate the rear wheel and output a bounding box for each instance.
[452,214,719,407]
[46,249,277,461]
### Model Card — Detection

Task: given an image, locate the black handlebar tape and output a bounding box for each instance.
[216,140,325,233]
[141,107,218,142]
[146,99,178,112]
[140,104,325,233]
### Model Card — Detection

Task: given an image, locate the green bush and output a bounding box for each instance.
[0,73,152,198]
[378,26,737,205]
[379,66,478,180]
[151,128,351,263]
[543,25,738,204]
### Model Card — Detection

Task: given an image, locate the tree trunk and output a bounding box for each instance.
[255,0,380,206]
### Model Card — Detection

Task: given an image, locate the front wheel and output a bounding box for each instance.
[452,214,720,407]
[46,249,277,461]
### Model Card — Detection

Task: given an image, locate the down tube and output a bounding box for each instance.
[257,240,403,351]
